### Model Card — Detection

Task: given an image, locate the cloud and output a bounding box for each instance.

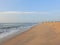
[0,11,48,15]
[0,11,48,23]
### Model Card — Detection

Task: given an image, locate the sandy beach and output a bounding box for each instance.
[1,22,60,45]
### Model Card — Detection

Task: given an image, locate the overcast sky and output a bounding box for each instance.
[0,0,60,23]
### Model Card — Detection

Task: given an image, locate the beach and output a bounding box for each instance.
[1,22,60,45]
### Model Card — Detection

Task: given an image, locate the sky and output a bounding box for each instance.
[0,0,60,23]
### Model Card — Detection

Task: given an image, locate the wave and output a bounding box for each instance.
[0,23,37,35]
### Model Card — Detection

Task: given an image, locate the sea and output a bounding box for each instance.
[0,23,37,39]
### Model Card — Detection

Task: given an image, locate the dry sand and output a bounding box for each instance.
[1,22,60,45]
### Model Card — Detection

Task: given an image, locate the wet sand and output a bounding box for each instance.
[1,22,60,45]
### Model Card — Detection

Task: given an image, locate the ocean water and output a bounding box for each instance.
[0,23,37,39]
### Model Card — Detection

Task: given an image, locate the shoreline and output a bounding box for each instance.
[1,22,60,45]
[0,23,38,44]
